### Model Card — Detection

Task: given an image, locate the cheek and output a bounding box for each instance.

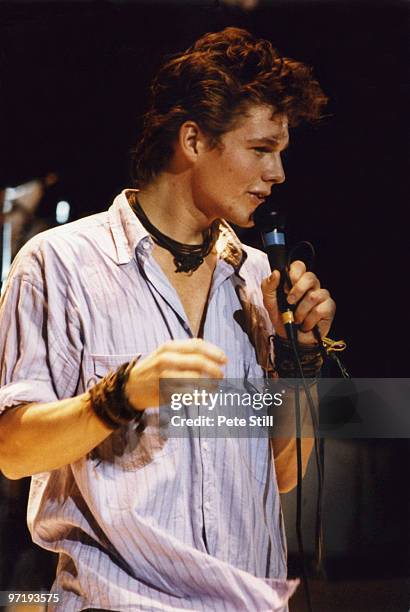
[217,156,255,192]
[227,153,258,182]
[193,151,256,203]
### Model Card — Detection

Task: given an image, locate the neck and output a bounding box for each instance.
[134,173,214,244]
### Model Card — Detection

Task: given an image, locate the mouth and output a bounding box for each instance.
[248,192,269,205]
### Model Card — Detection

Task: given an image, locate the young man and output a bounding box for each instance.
[0,28,335,611]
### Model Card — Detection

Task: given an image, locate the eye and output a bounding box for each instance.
[253,147,271,154]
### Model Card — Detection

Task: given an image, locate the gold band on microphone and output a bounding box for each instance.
[282,310,294,325]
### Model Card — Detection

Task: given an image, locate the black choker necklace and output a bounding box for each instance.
[130,195,217,274]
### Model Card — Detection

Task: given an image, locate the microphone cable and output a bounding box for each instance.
[277,262,322,612]
[255,206,349,611]
[279,242,349,609]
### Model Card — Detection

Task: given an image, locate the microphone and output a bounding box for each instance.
[253,204,297,340]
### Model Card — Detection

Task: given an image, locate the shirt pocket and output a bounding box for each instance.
[86,352,141,388]
[87,352,178,475]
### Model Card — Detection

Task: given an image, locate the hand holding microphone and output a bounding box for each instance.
[254,206,336,345]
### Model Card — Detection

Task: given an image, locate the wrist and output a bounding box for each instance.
[89,358,143,430]
[273,335,323,378]
[123,369,144,412]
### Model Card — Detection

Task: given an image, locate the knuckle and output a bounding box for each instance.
[160,341,173,352]
[156,354,166,369]
[311,288,327,302]
[305,271,319,285]
[190,355,202,367]
[190,355,207,372]
[320,298,333,313]
[159,353,174,369]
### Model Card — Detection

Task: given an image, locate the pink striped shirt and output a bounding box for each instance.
[0,190,298,611]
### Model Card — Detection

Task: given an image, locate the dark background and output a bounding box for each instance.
[1,0,409,378]
[0,1,409,609]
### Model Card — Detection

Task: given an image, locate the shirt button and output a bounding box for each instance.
[202,442,208,451]
[204,501,211,511]
[143,242,150,250]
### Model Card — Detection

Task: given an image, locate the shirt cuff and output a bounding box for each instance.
[0,380,58,415]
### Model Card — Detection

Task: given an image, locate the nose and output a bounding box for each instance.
[263,153,285,185]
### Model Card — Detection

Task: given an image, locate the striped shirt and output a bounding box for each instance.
[0,190,298,611]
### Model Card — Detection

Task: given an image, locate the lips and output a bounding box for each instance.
[248,192,268,205]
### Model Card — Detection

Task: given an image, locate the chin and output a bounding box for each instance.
[225,212,255,229]
[230,213,256,228]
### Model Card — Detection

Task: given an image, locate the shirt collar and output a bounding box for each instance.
[108,189,150,264]
[108,189,247,274]
[215,219,248,275]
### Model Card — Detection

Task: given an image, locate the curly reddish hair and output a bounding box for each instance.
[133,27,327,187]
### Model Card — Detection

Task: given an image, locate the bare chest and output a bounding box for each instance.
[152,246,216,337]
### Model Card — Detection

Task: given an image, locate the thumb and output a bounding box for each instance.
[261,270,281,318]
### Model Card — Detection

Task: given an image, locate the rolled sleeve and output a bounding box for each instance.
[0,242,82,415]
[0,381,57,414]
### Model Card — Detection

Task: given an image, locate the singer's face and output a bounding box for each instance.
[192,104,289,227]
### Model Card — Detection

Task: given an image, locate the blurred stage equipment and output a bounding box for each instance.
[1,173,60,289]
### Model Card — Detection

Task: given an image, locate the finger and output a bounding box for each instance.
[261,269,281,311]
[294,288,330,324]
[288,260,306,287]
[261,268,281,289]
[287,271,320,306]
[159,372,219,404]
[161,369,211,380]
[161,373,220,395]
[160,371,220,395]
[158,339,227,363]
[158,353,225,379]
[298,299,336,333]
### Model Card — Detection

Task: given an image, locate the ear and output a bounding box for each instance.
[178,121,208,163]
